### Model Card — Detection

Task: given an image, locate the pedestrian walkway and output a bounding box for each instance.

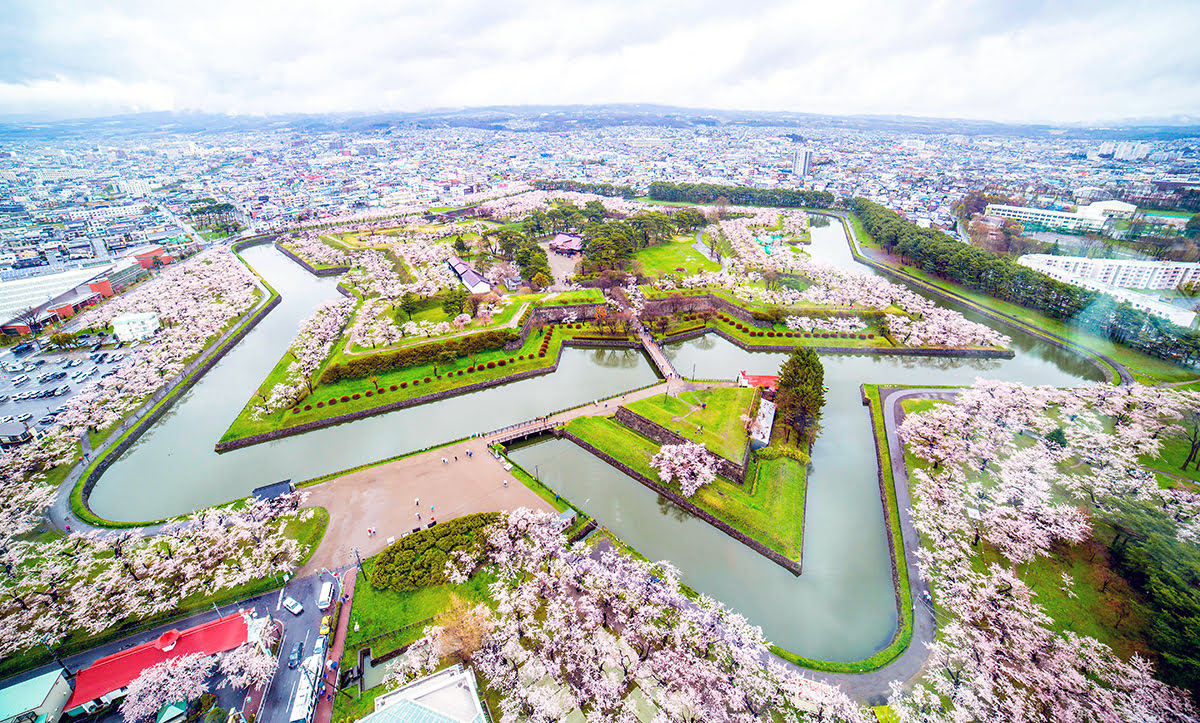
[637,328,679,379]
[313,569,356,723]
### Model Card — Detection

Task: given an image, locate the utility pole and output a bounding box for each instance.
[41,635,73,679]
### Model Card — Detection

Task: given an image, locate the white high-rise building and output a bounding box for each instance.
[792,148,813,177]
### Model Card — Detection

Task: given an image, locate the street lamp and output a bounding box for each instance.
[41,634,73,679]
[352,547,364,571]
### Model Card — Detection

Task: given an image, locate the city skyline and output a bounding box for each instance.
[2,0,1199,124]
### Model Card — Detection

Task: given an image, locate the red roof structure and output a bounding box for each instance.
[737,370,778,391]
[65,614,249,709]
[549,234,583,253]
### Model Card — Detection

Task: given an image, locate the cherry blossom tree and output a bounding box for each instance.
[119,652,214,721]
[391,508,866,723]
[650,442,720,497]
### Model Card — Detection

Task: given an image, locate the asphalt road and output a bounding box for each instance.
[261,570,346,723]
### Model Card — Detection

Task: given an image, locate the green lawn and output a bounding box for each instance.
[544,288,605,304]
[340,557,495,672]
[564,415,807,561]
[632,236,720,277]
[1140,431,1200,486]
[625,387,755,461]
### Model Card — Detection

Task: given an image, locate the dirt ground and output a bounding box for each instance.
[300,440,553,573]
[539,241,579,290]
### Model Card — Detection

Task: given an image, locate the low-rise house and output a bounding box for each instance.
[0,669,72,723]
[110,311,159,342]
[447,255,491,294]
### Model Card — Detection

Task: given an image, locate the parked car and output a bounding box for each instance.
[282,596,304,616]
[55,385,71,396]
[11,375,29,386]
[288,641,303,670]
[37,416,55,426]
[90,343,102,352]
[319,615,332,636]
[16,413,32,422]
[314,637,327,659]
[0,395,8,403]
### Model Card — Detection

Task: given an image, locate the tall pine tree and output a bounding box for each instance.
[775,347,825,443]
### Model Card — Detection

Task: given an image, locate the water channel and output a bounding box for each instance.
[88,222,1105,662]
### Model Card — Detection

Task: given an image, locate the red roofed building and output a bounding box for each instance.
[64,614,250,714]
[737,370,778,392]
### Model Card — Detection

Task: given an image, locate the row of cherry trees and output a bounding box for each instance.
[891,381,1199,720]
[393,508,866,723]
[0,248,260,540]
[0,492,310,655]
[255,298,355,417]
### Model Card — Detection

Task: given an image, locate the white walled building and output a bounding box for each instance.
[1018,254,1200,290]
[111,311,159,342]
[1018,254,1198,327]
[984,204,1108,233]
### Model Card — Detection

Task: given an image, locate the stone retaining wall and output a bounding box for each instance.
[80,293,282,512]
[214,340,635,452]
[643,293,769,327]
[557,429,801,575]
[510,302,610,349]
[612,407,746,484]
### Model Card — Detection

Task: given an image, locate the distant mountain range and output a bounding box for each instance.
[1,104,1197,140]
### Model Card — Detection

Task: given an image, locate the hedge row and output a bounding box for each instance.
[320,329,517,382]
[368,512,500,592]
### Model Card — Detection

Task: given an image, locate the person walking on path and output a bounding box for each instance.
[415,497,419,506]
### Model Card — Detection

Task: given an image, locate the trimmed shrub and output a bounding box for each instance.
[319,329,519,383]
[329,399,337,406]
[365,391,372,397]
[390,384,398,391]
[400,381,408,388]
[292,408,300,414]
[497,360,506,367]
[508,358,515,363]
[378,388,386,394]
[767,331,775,337]
[858,334,867,340]
[538,351,546,357]
[304,404,312,411]
[352,393,361,400]
[487,361,496,369]
[340,395,350,403]
[412,379,419,386]
[424,376,432,383]
[785,332,795,337]
[868,333,875,338]
[518,355,524,360]
[316,401,324,408]
[369,512,499,592]
[467,366,475,372]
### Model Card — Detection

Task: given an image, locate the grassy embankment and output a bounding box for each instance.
[896,396,1154,662]
[0,507,329,680]
[564,404,807,562]
[221,323,635,443]
[845,214,1198,385]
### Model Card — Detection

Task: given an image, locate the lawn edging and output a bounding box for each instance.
[555,428,802,575]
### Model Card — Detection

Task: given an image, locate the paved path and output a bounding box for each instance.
[796,386,955,703]
[637,328,679,378]
[313,569,356,723]
[300,378,729,574]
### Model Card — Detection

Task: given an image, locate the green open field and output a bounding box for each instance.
[632,236,720,277]
[564,415,806,561]
[625,387,755,461]
[544,288,605,304]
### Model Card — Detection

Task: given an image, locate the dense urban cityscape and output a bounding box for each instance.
[3,2,1200,722]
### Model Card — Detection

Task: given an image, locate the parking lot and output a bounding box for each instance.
[0,336,136,431]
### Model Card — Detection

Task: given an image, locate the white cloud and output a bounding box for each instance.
[0,0,1197,122]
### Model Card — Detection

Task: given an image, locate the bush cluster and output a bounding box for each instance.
[320,330,517,383]
[368,512,499,592]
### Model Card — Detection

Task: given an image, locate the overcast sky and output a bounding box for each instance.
[1,0,1198,124]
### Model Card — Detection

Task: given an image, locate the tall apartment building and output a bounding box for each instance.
[1018,254,1200,290]
[792,148,812,177]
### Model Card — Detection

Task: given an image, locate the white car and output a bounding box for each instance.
[282,596,304,616]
